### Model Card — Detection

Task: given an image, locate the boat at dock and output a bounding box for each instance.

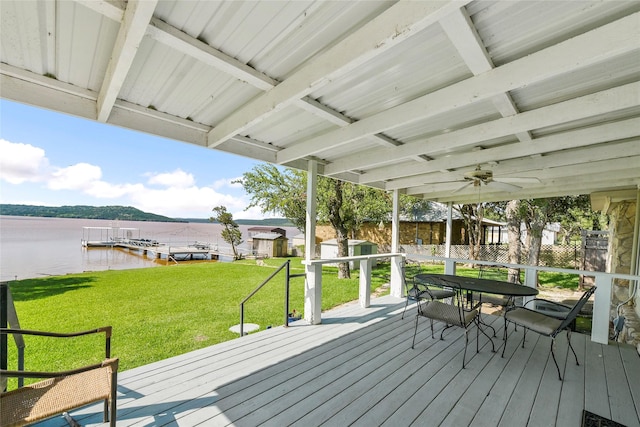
[81,226,219,262]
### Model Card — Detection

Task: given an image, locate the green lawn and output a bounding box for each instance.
[4,258,390,381]
[4,258,579,387]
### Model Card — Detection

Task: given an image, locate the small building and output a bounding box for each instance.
[252,233,288,258]
[320,239,378,269]
[247,227,286,238]
[291,233,322,257]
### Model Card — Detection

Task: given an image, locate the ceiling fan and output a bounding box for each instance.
[452,165,540,194]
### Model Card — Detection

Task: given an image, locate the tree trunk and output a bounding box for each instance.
[328,180,351,279]
[505,200,522,283]
[527,219,544,266]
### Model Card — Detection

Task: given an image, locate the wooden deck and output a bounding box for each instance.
[36,295,640,427]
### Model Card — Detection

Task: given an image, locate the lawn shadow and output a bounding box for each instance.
[8,276,97,301]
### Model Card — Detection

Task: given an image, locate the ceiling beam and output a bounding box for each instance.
[206,0,470,148]
[326,81,639,177]
[277,12,639,164]
[146,17,277,91]
[382,118,640,190]
[96,0,157,122]
[403,148,640,198]
[440,7,531,142]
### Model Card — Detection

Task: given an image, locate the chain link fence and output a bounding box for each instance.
[398,243,583,269]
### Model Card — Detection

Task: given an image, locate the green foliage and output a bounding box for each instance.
[0,204,179,222]
[236,163,439,238]
[234,164,307,231]
[210,206,243,259]
[4,259,387,386]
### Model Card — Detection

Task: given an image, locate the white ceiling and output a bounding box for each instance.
[1,0,639,204]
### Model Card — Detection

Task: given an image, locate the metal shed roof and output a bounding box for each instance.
[1,0,639,204]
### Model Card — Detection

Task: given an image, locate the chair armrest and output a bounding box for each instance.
[1,358,119,379]
[1,327,112,358]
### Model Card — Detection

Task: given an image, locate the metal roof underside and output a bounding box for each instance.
[1,0,639,204]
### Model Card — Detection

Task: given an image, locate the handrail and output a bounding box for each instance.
[240,260,305,336]
[0,282,25,390]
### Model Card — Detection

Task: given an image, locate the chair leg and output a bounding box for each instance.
[476,318,496,353]
[550,337,562,381]
[566,328,579,366]
[501,318,509,357]
[411,314,420,349]
[401,297,410,319]
[462,328,469,369]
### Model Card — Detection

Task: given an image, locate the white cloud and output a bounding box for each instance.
[48,163,102,190]
[131,186,246,218]
[0,139,50,184]
[146,169,195,189]
[0,139,256,219]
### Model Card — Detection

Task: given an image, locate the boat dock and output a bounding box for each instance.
[81,227,222,262]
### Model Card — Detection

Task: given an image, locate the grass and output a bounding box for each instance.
[4,257,389,383]
[4,258,581,388]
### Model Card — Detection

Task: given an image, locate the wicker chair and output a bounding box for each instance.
[0,327,118,427]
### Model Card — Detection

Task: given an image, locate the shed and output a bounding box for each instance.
[252,233,288,258]
[247,227,286,238]
[320,239,378,269]
[291,233,322,257]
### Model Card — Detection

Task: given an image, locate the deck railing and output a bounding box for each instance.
[302,254,639,345]
[239,260,306,336]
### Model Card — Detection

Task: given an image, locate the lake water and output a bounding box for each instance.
[0,216,300,281]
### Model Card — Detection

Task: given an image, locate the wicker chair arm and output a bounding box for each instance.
[1,327,112,358]
[0,358,118,379]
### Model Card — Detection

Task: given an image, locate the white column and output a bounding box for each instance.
[359,259,371,308]
[390,189,403,297]
[445,202,452,258]
[304,160,321,324]
[592,274,612,344]
[444,202,455,274]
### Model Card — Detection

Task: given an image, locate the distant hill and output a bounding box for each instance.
[0,204,183,222]
[180,217,296,227]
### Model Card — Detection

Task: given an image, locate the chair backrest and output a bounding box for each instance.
[556,287,596,333]
[478,264,521,284]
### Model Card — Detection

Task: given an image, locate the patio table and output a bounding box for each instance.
[414,273,539,339]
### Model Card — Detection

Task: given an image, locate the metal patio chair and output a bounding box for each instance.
[401,264,455,319]
[502,287,596,380]
[411,283,494,368]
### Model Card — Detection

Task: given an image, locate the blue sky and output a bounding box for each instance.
[0,99,269,219]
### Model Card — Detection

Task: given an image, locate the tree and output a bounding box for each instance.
[235,164,307,231]
[236,164,400,279]
[455,203,484,260]
[210,206,243,260]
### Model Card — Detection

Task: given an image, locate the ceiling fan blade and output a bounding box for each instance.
[487,180,522,192]
[497,177,540,184]
[452,181,474,193]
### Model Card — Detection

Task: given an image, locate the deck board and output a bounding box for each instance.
[32,295,640,427]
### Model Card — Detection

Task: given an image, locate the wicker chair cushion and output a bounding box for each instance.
[0,363,114,427]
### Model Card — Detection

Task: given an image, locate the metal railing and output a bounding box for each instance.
[1,282,25,390]
[239,260,305,336]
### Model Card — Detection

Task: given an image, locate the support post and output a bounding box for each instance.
[390,190,403,298]
[445,202,453,258]
[359,259,372,308]
[592,274,612,344]
[304,160,321,324]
